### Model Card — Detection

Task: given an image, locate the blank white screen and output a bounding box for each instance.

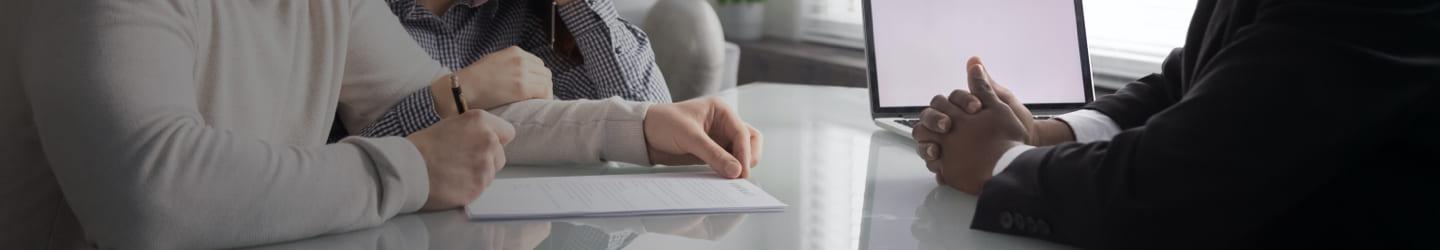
[873,0,1089,107]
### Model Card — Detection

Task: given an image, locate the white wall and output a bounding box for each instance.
[613,0,659,27]
[615,0,805,40]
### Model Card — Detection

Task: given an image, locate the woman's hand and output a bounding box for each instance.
[642,97,763,179]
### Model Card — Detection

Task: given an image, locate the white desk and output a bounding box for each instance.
[249,83,1070,249]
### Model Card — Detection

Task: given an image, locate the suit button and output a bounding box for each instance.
[1020,215,1034,232]
[1037,220,1051,236]
[999,212,1014,230]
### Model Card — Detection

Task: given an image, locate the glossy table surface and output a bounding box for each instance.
[250,83,1070,249]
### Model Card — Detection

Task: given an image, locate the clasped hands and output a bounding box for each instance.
[911,57,1034,195]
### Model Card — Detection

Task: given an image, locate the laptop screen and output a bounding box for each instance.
[868,0,1091,109]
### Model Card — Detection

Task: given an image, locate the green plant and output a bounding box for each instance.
[716,0,765,5]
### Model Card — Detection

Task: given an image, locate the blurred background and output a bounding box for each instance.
[617,0,1195,100]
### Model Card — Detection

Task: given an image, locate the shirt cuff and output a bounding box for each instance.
[358,87,443,138]
[992,144,1036,176]
[1054,109,1122,143]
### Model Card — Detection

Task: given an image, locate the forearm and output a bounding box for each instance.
[489,98,653,165]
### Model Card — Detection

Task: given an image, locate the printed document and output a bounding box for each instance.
[466,172,786,220]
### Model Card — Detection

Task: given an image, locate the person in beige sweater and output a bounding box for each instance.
[0,0,761,248]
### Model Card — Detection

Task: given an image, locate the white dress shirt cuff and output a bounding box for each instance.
[992,144,1037,176]
[1054,109,1123,143]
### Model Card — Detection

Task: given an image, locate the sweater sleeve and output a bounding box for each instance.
[337,0,450,134]
[361,92,656,165]
[491,97,653,165]
[18,0,434,248]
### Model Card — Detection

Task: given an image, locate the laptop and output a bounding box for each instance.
[864,0,1096,139]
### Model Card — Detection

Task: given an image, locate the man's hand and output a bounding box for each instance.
[912,57,1027,195]
[438,46,553,113]
[643,97,763,179]
[407,110,517,211]
[986,63,1040,145]
[982,59,1078,146]
[915,57,1045,145]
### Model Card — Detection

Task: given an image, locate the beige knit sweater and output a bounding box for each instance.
[0,0,650,248]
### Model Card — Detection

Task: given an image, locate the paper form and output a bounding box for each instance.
[465,172,786,220]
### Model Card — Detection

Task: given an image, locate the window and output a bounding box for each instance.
[802,0,865,48]
[1083,0,1196,88]
[800,0,1196,88]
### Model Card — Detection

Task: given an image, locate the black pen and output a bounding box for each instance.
[450,74,467,114]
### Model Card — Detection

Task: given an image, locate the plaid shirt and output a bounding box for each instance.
[356,0,671,137]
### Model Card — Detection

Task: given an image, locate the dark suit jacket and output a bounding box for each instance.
[971,0,1440,248]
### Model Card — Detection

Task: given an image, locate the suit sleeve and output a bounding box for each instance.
[1082,48,1186,130]
[969,2,1440,248]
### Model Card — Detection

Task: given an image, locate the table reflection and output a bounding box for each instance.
[246,212,746,249]
[861,131,1072,250]
[911,187,980,250]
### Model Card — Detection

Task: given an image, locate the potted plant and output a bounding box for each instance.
[715,0,766,41]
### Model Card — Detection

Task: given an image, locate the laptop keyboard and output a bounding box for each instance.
[897,114,1053,129]
[897,119,920,128]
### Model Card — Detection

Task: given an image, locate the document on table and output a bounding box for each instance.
[465,172,786,220]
